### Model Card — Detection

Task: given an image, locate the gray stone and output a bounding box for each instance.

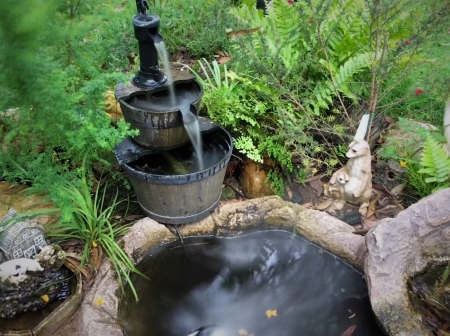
[121,217,175,264]
[365,188,450,336]
[79,261,123,336]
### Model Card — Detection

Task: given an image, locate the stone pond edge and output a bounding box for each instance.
[79,195,366,336]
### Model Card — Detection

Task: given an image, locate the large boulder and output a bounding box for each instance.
[365,188,450,336]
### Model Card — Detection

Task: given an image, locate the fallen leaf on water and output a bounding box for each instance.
[340,325,357,336]
[95,297,105,306]
[266,309,278,318]
[41,294,49,303]
[238,329,248,335]
[315,198,333,210]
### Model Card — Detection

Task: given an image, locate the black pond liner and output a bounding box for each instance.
[118,230,386,336]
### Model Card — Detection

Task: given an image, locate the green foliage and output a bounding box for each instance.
[375,1,450,125]
[0,0,137,204]
[417,135,450,192]
[266,169,285,197]
[148,0,237,58]
[46,156,145,301]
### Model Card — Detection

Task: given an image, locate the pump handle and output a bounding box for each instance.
[136,0,149,14]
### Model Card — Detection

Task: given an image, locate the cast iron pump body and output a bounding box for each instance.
[132,0,167,89]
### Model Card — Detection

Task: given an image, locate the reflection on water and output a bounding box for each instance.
[119,231,385,336]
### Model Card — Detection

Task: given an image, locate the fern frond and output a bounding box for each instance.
[418,135,450,185]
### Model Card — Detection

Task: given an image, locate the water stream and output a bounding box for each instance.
[154,41,204,170]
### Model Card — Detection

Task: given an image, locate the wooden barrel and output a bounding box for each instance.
[116,127,233,225]
[117,80,203,150]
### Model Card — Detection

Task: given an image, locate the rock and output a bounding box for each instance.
[365,188,450,336]
[79,261,124,336]
[121,218,175,264]
[35,244,66,271]
[373,160,407,190]
[239,160,275,199]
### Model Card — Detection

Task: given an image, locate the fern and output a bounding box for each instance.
[418,135,450,192]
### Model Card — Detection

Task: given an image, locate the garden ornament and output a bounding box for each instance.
[324,139,373,215]
[0,258,44,286]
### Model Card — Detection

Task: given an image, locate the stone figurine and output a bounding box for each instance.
[0,258,44,286]
[324,139,373,215]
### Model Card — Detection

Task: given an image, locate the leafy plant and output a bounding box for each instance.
[45,156,146,301]
[417,135,450,193]
[0,0,137,204]
[148,0,237,58]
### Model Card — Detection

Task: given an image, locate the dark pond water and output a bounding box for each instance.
[119,230,385,336]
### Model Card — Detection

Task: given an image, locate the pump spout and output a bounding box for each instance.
[148,31,163,44]
[131,13,167,89]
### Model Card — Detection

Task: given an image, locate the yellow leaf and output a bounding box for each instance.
[399,160,407,168]
[266,309,278,318]
[95,296,104,306]
[92,241,98,248]
[41,294,49,303]
[238,329,248,335]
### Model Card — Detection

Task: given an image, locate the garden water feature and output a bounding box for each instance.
[114,4,229,224]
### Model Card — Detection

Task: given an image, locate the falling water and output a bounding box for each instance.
[154,41,204,170]
[179,105,204,170]
[154,41,176,108]
[174,226,191,260]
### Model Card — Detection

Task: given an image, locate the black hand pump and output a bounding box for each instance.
[132,0,167,89]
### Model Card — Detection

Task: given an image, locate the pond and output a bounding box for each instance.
[119,230,385,336]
